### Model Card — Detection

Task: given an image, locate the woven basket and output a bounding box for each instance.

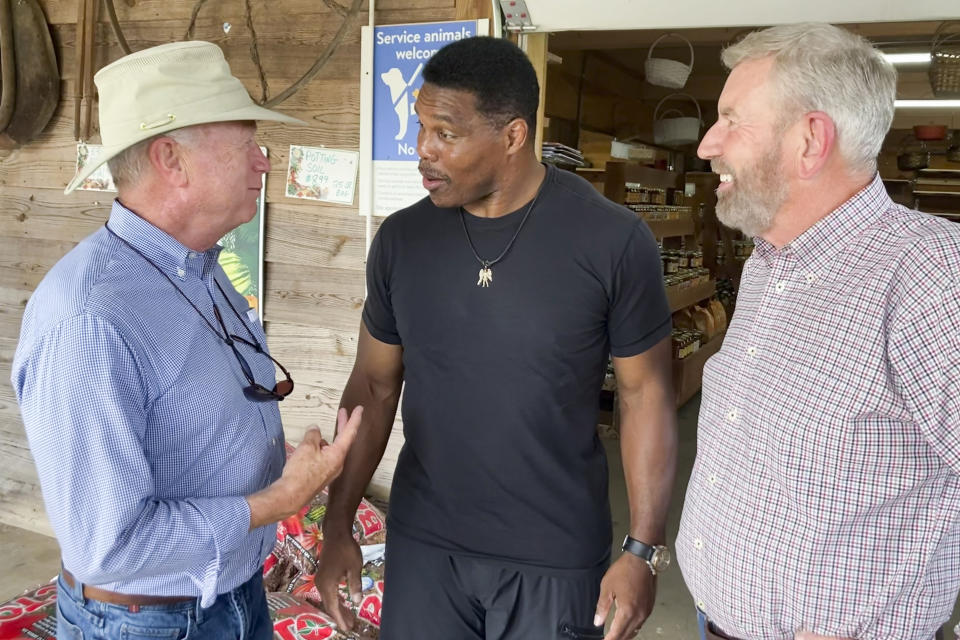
[645,33,694,89]
[930,22,960,98]
[653,93,702,147]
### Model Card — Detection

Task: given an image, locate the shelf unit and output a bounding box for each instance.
[667,280,716,313]
[647,217,695,238]
[674,330,726,407]
[603,162,684,207]
[882,165,960,217]
[600,162,725,412]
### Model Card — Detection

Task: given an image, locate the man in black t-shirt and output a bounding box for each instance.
[315,37,677,640]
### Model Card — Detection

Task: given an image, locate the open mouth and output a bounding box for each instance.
[716,172,734,194]
[419,168,447,191]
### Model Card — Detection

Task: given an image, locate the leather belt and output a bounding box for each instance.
[61,568,195,610]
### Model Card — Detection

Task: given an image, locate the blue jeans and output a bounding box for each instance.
[697,608,709,640]
[56,569,272,640]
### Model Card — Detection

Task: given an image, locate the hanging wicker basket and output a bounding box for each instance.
[930,21,960,98]
[653,93,702,147]
[645,33,694,89]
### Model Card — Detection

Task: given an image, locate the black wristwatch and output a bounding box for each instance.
[621,535,671,576]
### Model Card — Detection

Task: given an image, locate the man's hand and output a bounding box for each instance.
[314,532,364,631]
[795,633,855,640]
[594,553,656,640]
[283,407,363,504]
[247,406,363,530]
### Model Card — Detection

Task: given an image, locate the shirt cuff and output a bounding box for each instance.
[187,496,251,607]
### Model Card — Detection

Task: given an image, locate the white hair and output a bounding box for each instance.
[722,22,897,176]
[107,126,199,190]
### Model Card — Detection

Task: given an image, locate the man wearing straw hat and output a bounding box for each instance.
[12,41,362,639]
[678,22,960,640]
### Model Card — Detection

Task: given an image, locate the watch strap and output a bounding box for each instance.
[621,535,656,561]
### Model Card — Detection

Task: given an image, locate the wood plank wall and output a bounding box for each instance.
[0,0,468,536]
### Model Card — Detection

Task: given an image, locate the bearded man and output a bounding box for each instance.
[678,22,960,640]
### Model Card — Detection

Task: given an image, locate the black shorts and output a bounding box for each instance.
[381,529,608,640]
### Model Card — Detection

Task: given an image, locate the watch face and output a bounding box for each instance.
[651,547,671,572]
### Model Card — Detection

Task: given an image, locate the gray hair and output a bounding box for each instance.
[722,22,897,176]
[107,127,198,190]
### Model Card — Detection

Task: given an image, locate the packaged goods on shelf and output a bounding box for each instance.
[672,329,703,359]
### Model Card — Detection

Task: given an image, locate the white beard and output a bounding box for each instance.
[713,147,788,238]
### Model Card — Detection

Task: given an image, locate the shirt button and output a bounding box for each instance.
[176,267,186,278]
[726,409,738,422]
[746,346,757,357]
[775,282,786,293]
[708,473,718,485]
[697,599,706,610]
[694,538,704,550]
[806,273,817,284]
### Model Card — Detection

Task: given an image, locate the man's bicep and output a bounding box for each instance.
[353,321,404,392]
[611,335,673,397]
[609,222,672,357]
[18,317,156,571]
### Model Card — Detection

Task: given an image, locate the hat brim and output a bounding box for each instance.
[64,102,306,194]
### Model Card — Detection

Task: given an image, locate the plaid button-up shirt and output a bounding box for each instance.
[677,175,960,639]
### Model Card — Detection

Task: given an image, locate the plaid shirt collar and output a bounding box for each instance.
[752,173,890,275]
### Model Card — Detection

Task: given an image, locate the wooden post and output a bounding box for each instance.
[455,0,496,21]
[521,32,548,160]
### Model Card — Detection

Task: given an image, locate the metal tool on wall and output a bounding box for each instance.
[0,0,60,148]
[74,0,98,142]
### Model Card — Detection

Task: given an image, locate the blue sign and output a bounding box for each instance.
[372,21,478,162]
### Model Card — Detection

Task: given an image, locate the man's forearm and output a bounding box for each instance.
[619,386,677,543]
[323,375,401,536]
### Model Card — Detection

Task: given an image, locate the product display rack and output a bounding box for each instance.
[601,161,726,414]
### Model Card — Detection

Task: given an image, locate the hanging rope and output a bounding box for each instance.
[184,0,212,41]
[243,0,268,103]
[101,0,362,109]
[262,0,362,107]
[104,0,131,54]
[320,0,348,17]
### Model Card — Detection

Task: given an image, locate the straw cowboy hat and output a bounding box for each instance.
[65,40,305,194]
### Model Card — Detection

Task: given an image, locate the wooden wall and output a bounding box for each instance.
[0,0,480,535]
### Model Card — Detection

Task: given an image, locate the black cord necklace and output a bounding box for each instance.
[103,222,295,402]
[458,181,544,288]
[103,222,260,349]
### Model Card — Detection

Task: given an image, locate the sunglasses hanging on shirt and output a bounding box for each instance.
[104,222,294,402]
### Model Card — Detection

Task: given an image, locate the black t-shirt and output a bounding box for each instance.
[363,164,671,571]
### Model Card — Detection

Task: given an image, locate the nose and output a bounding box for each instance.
[253,145,271,173]
[416,125,437,162]
[697,121,722,160]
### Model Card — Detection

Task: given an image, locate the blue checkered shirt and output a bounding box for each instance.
[12,201,285,607]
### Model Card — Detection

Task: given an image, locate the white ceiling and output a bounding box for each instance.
[521,0,960,33]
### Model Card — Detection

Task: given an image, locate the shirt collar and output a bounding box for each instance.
[751,173,890,274]
[106,200,222,280]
